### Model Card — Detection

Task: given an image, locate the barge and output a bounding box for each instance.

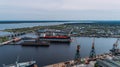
[21,40,50,47]
[20,37,50,47]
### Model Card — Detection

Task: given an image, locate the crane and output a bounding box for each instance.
[89,38,96,59]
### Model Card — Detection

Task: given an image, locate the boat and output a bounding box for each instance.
[3,61,36,67]
[3,57,36,67]
[39,35,71,43]
[37,29,71,43]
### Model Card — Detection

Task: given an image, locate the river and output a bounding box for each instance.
[0,22,64,36]
[0,37,118,67]
[0,23,65,30]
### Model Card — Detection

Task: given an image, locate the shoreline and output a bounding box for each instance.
[71,36,120,38]
[1,22,120,39]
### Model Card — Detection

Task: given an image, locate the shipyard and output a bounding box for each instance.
[1,0,120,66]
[1,22,120,67]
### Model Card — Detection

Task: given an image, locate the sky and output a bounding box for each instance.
[0,0,120,20]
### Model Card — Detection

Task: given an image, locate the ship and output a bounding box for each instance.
[36,29,71,43]
[3,60,36,67]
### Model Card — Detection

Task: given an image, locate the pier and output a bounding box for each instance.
[44,54,113,67]
[44,53,115,67]
[0,37,21,46]
[1,30,120,67]
[44,38,120,67]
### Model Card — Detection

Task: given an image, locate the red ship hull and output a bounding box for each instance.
[39,36,71,43]
[44,36,70,39]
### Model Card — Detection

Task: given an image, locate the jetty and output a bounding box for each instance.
[44,38,120,67]
[44,53,113,67]
[0,37,21,46]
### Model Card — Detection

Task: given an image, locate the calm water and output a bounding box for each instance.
[0,23,64,30]
[0,23,64,36]
[0,31,12,36]
[0,37,118,67]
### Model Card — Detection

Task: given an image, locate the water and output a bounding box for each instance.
[0,31,12,36]
[0,37,118,67]
[0,22,119,66]
[0,23,64,30]
[0,23,64,36]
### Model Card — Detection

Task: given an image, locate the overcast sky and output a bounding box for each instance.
[0,0,120,20]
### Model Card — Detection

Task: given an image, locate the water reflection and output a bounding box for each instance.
[0,37,118,67]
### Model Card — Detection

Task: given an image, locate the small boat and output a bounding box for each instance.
[3,61,36,67]
[3,57,36,67]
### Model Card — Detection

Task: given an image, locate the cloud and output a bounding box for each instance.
[1,0,120,10]
[60,0,120,10]
[0,0,120,20]
[0,0,63,10]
